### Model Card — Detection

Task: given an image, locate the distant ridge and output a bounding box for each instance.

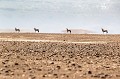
[62,29,95,34]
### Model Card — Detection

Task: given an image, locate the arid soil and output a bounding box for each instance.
[0,33,120,79]
[1,33,120,42]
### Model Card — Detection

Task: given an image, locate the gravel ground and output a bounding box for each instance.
[0,33,120,79]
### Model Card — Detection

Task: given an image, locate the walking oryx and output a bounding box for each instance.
[101,28,108,34]
[15,28,20,32]
[34,28,39,33]
[66,28,71,34]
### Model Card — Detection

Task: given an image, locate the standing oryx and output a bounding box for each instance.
[101,28,108,34]
[15,28,20,32]
[34,28,39,33]
[66,28,71,34]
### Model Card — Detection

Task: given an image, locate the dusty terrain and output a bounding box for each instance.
[0,33,120,79]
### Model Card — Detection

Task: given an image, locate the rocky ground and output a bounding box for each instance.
[0,33,120,79]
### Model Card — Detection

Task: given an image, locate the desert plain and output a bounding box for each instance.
[0,33,120,79]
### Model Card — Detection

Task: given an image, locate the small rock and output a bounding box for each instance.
[42,74,47,77]
[0,68,4,71]
[2,62,5,64]
[50,62,54,64]
[37,68,42,71]
[5,70,9,73]
[56,66,61,70]
[116,74,120,77]
[43,51,46,52]
[88,71,92,74]
[53,74,58,78]
[15,63,19,65]
[66,75,69,78]
[78,65,81,68]
[16,56,20,58]
[71,63,76,66]
[68,68,72,71]
[4,65,8,68]
[28,68,32,70]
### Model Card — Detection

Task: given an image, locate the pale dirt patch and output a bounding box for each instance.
[0,38,107,44]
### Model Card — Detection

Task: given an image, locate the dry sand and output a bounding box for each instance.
[0,33,120,79]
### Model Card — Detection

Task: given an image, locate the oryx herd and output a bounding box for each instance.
[66,28,108,34]
[13,27,108,34]
[14,28,40,33]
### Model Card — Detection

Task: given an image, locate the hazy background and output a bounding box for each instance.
[0,0,120,33]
